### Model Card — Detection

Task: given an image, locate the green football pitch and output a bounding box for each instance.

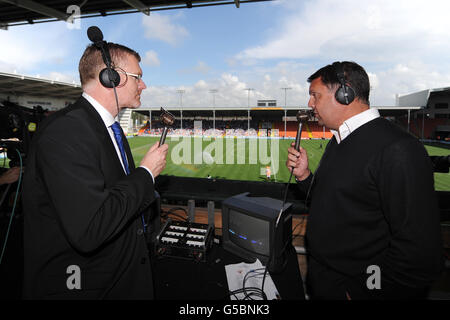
[128,136,450,191]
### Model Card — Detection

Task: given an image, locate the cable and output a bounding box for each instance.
[262,133,323,298]
[260,169,295,299]
[0,149,23,265]
[261,138,327,299]
[291,215,306,243]
[245,268,269,300]
[160,207,188,222]
[167,206,188,215]
[107,61,148,233]
[226,268,272,300]
[111,80,120,118]
[228,286,267,300]
[261,137,315,297]
[165,212,188,221]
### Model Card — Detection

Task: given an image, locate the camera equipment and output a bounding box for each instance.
[0,101,47,167]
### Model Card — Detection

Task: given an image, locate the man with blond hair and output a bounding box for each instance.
[23,39,168,299]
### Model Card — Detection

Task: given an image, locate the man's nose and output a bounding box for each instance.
[139,79,147,90]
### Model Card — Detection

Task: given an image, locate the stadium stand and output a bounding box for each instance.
[397,117,450,140]
[140,120,334,140]
[139,115,335,139]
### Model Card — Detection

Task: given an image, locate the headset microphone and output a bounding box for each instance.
[87,25,103,44]
[87,26,121,117]
[87,26,120,89]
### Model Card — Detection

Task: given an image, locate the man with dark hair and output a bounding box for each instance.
[287,61,442,299]
[22,41,168,299]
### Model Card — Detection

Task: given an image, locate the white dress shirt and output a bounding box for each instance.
[330,108,380,144]
[82,92,154,182]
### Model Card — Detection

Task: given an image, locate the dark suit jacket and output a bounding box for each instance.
[22,96,156,299]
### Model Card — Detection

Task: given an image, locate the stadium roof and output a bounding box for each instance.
[135,105,423,112]
[0,0,271,29]
[397,87,450,107]
[0,71,81,100]
[133,106,424,121]
[0,71,424,114]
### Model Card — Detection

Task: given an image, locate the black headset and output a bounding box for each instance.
[99,65,120,89]
[333,62,355,105]
[87,26,121,88]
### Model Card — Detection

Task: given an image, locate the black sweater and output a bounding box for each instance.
[299,117,442,296]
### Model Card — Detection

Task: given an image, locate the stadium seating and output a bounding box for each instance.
[273,121,333,139]
[137,116,341,140]
[398,117,449,139]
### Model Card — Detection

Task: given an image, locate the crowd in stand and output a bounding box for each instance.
[142,127,260,137]
[139,120,263,137]
[136,116,450,140]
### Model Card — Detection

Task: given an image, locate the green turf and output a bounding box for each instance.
[2,136,445,190]
[128,136,450,191]
[424,143,450,191]
[129,136,317,183]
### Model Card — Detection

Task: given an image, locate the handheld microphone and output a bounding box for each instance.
[159,107,175,146]
[276,109,313,227]
[294,110,312,151]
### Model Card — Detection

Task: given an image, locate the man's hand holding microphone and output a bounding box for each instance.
[286,110,313,181]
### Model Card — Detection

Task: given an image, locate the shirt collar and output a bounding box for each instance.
[82,92,117,128]
[330,108,380,144]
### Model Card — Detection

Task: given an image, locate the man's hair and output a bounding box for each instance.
[307,61,370,105]
[78,43,141,87]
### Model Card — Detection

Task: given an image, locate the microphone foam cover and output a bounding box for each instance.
[87,26,103,43]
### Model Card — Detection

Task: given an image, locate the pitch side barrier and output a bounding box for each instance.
[155,175,308,213]
[422,139,450,145]
[131,134,328,140]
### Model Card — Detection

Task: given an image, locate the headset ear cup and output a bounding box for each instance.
[335,85,355,105]
[99,68,121,88]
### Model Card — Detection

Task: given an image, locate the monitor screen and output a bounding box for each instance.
[228,208,270,256]
[222,192,292,270]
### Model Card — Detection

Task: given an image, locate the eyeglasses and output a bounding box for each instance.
[117,70,142,82]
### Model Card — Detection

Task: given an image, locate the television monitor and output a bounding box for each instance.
[221,192,292,273]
